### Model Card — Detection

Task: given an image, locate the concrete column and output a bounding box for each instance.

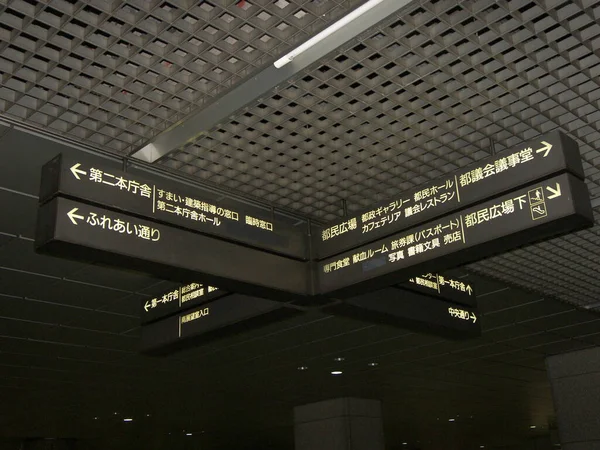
[546,346,600,450]
[294,398,384,450]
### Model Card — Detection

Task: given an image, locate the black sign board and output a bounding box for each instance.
[141,282,227,325]
[35,197,311,301]
[33,133,592,349]
[315,132,584,259]
[324,287,481,339]
[318,173,593,297]
[39,154,308,260]
[140,294,300,356]
[399,273,476,307]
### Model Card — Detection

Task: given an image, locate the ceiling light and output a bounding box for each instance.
[530,425,537,429]
[274,0,385,69]
[298,366,308,371]
[334,357,345,362]
[186,433,192,436]
[123,418,133,422]
[368,362,379,367]
[449,419,455,422]
[331,370,343,375]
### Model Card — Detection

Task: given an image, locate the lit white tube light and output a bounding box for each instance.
[273,0,386,69]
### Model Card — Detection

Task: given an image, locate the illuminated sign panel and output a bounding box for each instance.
[400,273,476,307]
[35,197,311,301]
[140,294,300,355]
[139,270,476,355]
[35,132,591,347]
[318,173,593,297]
[315,132,584,259]
[141,282,227,325]
[39,154,308,260]
[325,287,481,339]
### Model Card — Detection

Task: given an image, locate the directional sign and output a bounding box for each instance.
[141,282,227,325]
[35,197,311,301]
[315,131,584,259]
[66,207,84,225]
[39,154,308,260]
[399,273,476,307]
[140,294,301,355]
[318,173,593,297]
[324,287,481,339]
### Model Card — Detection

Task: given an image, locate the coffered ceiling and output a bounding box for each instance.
[2,0,600,449]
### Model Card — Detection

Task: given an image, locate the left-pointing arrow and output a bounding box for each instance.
[144,301,151,312]
[67,208,85,225]
[70,163,87,180]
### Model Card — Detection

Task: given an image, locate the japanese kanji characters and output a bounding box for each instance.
[458,146,538,188]
[464,193,530,228]
[322,217,357,241]
[246,216,273,231]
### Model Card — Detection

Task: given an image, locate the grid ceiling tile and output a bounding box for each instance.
[0,0,365,152]
[3,0,600,313]
[160,0,600,310]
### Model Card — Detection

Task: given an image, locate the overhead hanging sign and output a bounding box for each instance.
[324,287,481,339]
[35,197,312,301]
[140,294,301,356]
[314,131,584,259]
[318,173,593,297]
[399,272,476,307]
[39,154,308,260]
[141,282,227,325]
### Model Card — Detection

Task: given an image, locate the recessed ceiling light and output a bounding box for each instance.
[297,366,308,371]
[368,362,379,367]
[186,433,192,436]
[530,425,537,429]
[448,418,455,422]
[93,417,98,420]
[123,418,133,422]
[331,370,343,375]
[146,414,150,417]
[334,357,345,362]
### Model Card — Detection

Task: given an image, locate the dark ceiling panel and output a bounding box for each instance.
[0,238,81,277]
[0,191,37,237]
[2,0,600,448]
[98,292,151,317]
[68,265,171,292]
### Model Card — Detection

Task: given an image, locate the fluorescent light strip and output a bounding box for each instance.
[274,0,386,69]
